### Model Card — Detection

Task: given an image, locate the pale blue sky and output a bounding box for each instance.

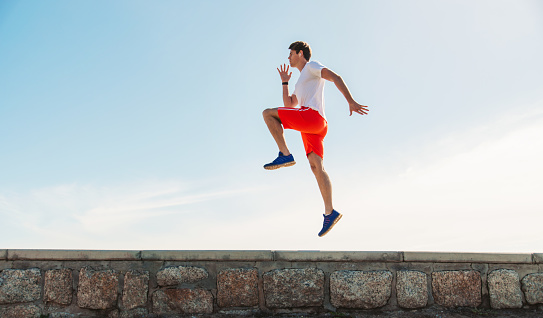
[1,0,542,252]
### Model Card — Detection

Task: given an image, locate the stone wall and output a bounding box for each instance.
[0,250,543,317]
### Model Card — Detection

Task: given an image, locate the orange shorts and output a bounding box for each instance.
[278,106,328,158]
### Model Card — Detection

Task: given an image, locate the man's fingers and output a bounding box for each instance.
[350,104,369,116]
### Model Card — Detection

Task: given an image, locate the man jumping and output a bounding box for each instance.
[262,41,369,237]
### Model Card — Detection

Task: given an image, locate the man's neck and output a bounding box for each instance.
[296,60,308,72]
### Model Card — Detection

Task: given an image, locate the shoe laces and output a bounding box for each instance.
[274,155,288,163]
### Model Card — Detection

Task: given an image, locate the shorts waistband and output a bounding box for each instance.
[300,106,326,121]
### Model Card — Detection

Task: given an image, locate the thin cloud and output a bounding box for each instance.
[0,180,261,247]
[331,104,543,252]
[76,187,254,231]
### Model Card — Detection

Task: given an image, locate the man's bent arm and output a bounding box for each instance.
[278,64,298,107]
[282,86,298,108]
[321,68,368,116]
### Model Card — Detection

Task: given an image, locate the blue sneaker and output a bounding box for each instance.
[318,210,342,237]
[264,152,296,170]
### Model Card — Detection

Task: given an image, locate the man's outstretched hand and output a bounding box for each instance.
[349,102,369,116]
[277,64,292,83]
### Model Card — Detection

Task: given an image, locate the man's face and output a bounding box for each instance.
[288,49,303,67]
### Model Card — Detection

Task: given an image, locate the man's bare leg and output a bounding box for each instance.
[307,152,333,214]
[262,108,291,156]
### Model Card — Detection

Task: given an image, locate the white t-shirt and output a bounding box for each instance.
[293,60,327,120]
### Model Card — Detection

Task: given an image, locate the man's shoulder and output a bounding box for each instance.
[308,60,325,68]
[305,61,326,77]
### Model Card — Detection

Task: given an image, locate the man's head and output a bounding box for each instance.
[288,41,311,66]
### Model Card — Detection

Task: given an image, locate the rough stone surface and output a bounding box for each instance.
[120,307,149,318]
[217,268,258,308]
[0,268,41,304]
[219,309,260,316]
[44,268,73,306]
[263,268,324,308]
[156,266,208,286]
[521,272,543,305]
[0,304,41,318]
[488,269,523,309]
[48,313,78,318]
[152,289,213,314]
[432,270,481,307]
[107,309,120,318]
[122,270,149,310]
[396,270,428,309]
[77,267,119,309]
[330,270,393,309]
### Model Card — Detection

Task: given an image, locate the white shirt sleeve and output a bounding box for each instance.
[308,61,325,77]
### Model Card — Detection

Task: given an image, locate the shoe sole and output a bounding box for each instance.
[264,161,296,170]
[318,213,342,237]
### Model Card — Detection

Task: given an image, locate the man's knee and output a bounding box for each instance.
[262,108,276,117]
[307,152,324,172]
[263,108,281,124]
